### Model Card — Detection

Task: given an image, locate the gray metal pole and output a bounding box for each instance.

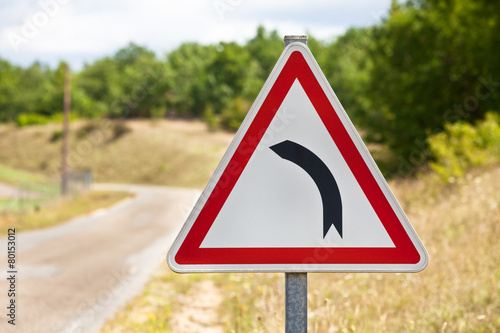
[283,34,308,333]
[285,273,307,333]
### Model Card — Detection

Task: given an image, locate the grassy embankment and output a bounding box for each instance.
[102,166,500,332]
[0,119,233,188]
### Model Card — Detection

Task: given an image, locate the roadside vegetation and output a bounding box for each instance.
[102,166,500,332]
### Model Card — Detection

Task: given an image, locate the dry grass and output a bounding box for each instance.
[0,119,233,188]
[102,166,500,332]
[101,271,224,333]
[100,270,179,333]
[218,167,500,332]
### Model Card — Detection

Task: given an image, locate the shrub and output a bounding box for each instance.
[203,105,220,131]
[16,113,50,127]
[77,121,101,139]
[16,112,77,127]
[50,130,63,142]
[427,112,500,181]
[219,97,250,131]
[112,121,132,140]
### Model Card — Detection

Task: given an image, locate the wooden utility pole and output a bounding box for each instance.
[61,63,70,195]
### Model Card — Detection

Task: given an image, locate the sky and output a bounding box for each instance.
[0,0,391,71]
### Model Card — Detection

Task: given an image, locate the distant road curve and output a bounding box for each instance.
[0,183,200,333]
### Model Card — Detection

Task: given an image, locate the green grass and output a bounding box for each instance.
[0,164,47,186]
[101,166,500,332]
[0,163,61,214]
[0,190,133,235]
[0,197,46,212]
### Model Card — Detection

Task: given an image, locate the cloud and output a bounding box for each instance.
[0,0,390,70]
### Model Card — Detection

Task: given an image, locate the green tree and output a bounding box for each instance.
[364,0,500,161]
[78,43,167,118]
[205,41,252,113]
[0,59,21,121]
[113,43,167,118]
[77,57,121,109]
[321,28,372,126]
[246,26,282,79]
[166,42,216,116]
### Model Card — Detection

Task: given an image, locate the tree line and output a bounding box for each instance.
[1,0,499,174]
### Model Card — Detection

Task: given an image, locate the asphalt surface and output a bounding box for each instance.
[0,182,17,199]
[0,184,199,333]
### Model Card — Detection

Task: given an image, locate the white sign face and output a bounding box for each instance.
[200,80,394,249]
[167,43,429,273]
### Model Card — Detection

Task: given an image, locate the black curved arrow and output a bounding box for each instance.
[270,140,342,238]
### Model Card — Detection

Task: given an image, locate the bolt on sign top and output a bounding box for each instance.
[168,41,429,273]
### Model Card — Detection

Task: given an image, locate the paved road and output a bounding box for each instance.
[0,182,17,199]
[0,184,199,333]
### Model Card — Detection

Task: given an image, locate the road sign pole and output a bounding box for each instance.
[285,272,307,333]
[283,34,309,333]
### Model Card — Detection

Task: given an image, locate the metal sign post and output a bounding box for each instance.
[283,34,308,333]
[285,272,307,332]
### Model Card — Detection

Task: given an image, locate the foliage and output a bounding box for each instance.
[77,43,168,118]
[203,105,219,131]
[321,27,372,125]
[16,113,52,127]
[15,111,78,127]
[363,0,500,160]
[165,42,215,116]
[427,112,500,181]
[219,97,252,131]
[2,11,500,174]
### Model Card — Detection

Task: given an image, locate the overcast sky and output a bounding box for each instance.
[0,0,390,71]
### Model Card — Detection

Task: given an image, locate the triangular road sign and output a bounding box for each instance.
[168,42,428,273]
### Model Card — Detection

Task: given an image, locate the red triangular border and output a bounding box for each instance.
[175,50,421,266]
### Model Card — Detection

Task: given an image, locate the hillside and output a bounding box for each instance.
[0,119,233,188]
